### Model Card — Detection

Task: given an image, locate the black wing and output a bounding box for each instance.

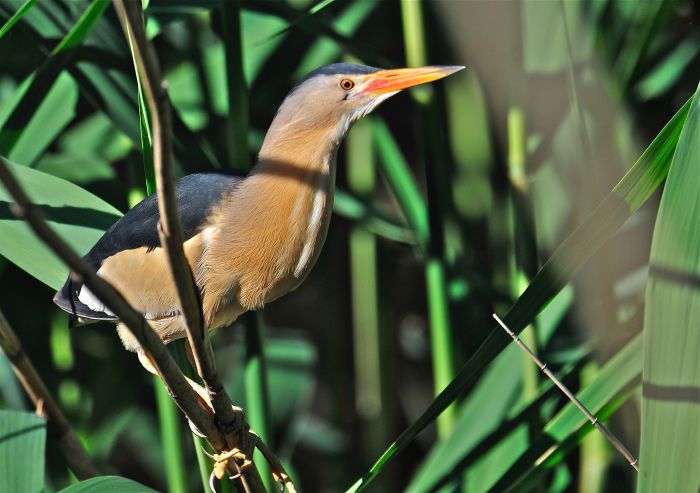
[53,171,245,323]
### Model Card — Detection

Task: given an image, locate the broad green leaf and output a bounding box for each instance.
[0,160,121,290]
[638,84,700,492]
[35,113,128,183]
[0,352,25,408]
[59,476,158,493]
[0,0,109,158]
[3,0,218,171]
[346,96,692,493]
[0,410,46,493]
[0,72,78,166]
[0,0,35,39]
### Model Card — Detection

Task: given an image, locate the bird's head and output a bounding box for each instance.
[260,63,464,160]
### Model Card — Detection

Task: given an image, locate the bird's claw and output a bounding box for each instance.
[207,447,252,492]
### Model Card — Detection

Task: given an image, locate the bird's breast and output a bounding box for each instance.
[202,153,336,314]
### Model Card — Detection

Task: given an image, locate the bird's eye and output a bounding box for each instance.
[340,79,355,91]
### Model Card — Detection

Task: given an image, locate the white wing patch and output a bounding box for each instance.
[78,284,115,316]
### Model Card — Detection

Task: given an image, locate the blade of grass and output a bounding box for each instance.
[371,117,429,252]
[154,380,188,493]
[0,0,109,157]
[3,0,219,170]
[345,95,692,493]
[0,0,36,39]
[347,116,390,462]
[246,0,391,67]
[333,189,417,245]
[637,83,700,493]
[506,106,540,408]
[400,0,456,438]
[294,0,377,77]
[223,0,250,169]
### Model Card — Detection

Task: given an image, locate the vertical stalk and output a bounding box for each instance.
[578,362,611,493]
[171,341,212,493]
[130,77,188,480]
[347,118,390,458]
[506,107,539,402]
[131,72,189,492]
[222,2,271,490]
[155,380,188,493]
[400,0,456,438]
[223,0,250,169]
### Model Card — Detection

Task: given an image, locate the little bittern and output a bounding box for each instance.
[54,63,463,356]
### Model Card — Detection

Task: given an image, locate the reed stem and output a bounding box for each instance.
[400,0,456,438]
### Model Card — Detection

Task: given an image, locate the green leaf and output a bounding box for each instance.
[58,476,158,493]
[0,72,78,166]
[371,117,429,252]
[0,410,46,493]
[294,0,377,77]
[0,160,121,290]
[334,189,416,245]
[0,0,36,39]
[0,0,109,159]
[346,96,692,493]
[638,84,700,492]
[635,35,700,100]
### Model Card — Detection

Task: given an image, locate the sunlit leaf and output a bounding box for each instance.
[0,0,35,39]
[0,160,121,290]
[0,410,45,493]
[638,84,700,493]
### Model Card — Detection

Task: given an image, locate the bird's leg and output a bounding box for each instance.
[137,349,258,485]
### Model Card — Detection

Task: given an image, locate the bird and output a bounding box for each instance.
[53,63,464,360]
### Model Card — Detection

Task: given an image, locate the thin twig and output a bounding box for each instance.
[113,0,244,444]
[492,313,639,471]
[0,156,226,452]
[257,439,297,493]
[112,3,290,492]
[0,310,99,479]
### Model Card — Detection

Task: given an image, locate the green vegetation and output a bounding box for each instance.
[1,1,698,492]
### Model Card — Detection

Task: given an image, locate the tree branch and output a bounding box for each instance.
[0,310,99,480]
[112,0,244,444]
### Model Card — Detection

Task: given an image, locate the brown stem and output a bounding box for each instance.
[0,310,99,479]
[112,0,244,445]
[112,2,284,491]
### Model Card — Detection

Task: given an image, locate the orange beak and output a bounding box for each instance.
[358,65,465,97]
